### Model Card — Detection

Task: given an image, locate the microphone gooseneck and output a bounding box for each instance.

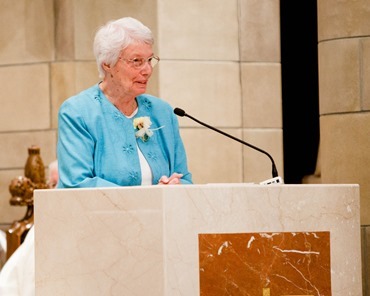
[174,107,279,178]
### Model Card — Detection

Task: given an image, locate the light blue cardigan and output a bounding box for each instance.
[57,84,192,188]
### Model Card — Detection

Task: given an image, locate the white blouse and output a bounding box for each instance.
[127,108,154,185]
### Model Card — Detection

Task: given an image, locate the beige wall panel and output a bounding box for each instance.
[242,129,283,183]
[55,0,75,60]
[318,39,361,114]
[158,0,239,60]
[159,61,241,127]
[239,0,280,62]
[51,62,99,128]
[0,64,50,132]
[0,0,54,65]
[71,0,158,60]
[361,38,370,111]
[241,63,282,128]
[0,169,26,223]
[180,128,243,184]
[320,113,370,224]
[0,131,57,169]
[318,0,370,41]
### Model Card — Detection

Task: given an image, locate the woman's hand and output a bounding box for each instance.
[158,173,183,185]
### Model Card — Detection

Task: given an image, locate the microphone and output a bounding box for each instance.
[174,107,281,181]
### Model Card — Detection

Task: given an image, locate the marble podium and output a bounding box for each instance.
[34,184,361,295]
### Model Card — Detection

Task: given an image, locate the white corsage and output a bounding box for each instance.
[133,116,163,142]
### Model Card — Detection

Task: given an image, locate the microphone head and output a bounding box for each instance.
[174,107,186,117]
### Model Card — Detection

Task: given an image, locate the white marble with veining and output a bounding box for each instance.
[34,184,361,295]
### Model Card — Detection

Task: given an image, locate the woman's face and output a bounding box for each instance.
[109,42,154,98]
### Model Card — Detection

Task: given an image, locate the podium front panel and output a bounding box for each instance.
[34,184,361,295]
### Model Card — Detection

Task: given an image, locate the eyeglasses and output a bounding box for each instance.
[120,56,160,69]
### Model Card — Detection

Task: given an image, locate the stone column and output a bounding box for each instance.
[318,1,370,223]
[317,0,370,293]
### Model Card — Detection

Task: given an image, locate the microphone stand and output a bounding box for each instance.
[174,108,280,180]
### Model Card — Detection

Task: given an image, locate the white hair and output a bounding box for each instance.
[93,17,154,78]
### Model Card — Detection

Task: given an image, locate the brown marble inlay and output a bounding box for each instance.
[199,232,331,296]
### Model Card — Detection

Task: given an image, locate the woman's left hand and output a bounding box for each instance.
[158,173,183,185]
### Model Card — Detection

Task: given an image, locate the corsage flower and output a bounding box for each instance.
[133,116,163,142]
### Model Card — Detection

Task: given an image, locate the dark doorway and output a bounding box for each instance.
[280,1,320,184]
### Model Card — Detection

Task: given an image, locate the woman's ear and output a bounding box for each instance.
[102,63,111,71]
[102,62,115,78]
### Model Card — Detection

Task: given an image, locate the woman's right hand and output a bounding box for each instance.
[158,173,183,185]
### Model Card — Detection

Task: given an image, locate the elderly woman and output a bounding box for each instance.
[57,17,192,188]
